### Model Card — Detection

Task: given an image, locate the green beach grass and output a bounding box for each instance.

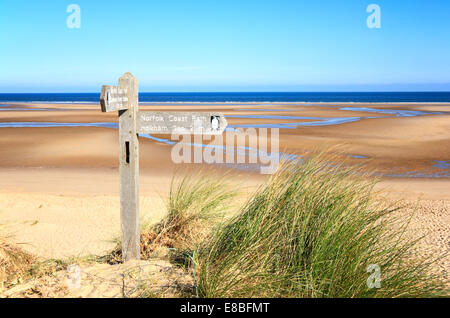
[3,156,446,297]
[107,155,447,297]
[108,171,237,263]
[191,157,446,298]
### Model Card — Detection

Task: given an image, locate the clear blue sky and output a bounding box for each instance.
[1,0,449,92]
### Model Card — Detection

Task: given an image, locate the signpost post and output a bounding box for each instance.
[100,72,227,262]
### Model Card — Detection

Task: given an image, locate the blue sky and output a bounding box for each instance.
[0,0,449,92]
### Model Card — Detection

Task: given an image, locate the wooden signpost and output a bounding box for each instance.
[100,72,227,261]
[100,85,129,112]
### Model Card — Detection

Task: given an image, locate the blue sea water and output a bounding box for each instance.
[1,92,450,103]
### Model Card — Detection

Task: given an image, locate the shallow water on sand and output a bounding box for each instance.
[434,160,450,170]
[227,106,442,128]
[0,121,448,178]
[339,107,441,117]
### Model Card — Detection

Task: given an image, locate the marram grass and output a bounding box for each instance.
[108,171,237,262]
[194,158,447,298]
[0,228,35,289]
[157,171,238,250]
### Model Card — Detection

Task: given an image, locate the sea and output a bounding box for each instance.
[1,92,450,103]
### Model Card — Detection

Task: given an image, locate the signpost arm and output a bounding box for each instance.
[118,72,140,261]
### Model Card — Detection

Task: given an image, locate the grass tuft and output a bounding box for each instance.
[195,157,447,298]
[0,232,35,289]
[108,171,237,263]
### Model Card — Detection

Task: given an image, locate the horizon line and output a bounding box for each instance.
[1,91,450,94]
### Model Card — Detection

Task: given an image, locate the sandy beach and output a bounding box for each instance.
[0,102,449,282]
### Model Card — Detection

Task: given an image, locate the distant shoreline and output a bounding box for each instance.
[3,101,450,106]
[1,91,450,103]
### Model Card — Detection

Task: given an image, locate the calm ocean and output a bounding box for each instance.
[0,92,450,103]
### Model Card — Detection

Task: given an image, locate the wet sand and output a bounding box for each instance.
[0,102,449,274]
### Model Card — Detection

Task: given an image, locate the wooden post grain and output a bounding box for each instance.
[118,72,140,261]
